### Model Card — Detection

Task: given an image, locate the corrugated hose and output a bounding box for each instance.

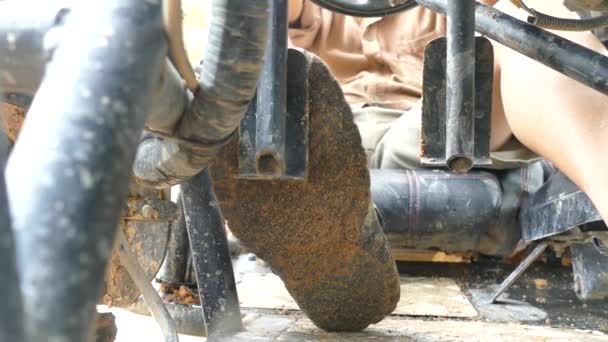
[512,0,608,31]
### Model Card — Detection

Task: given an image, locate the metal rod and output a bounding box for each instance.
[415,0,608,95]
[0,100,24,342]
[489,241,549,303]
[255,0,289,176]
[445,0,476,173]
[116,230,179,342]
[180,169,243,338]
[4,0,167,340]
[129,301,207,337]
[157,197,191,284]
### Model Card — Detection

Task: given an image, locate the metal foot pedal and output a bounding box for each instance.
[238,0,308,180]
[420,36,494,170]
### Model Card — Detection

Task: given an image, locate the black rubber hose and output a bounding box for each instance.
[133,0,269,188]
[311,0,418,17]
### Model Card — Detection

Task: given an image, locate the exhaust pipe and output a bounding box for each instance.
[371,169,501,253]
[371,164,545,256]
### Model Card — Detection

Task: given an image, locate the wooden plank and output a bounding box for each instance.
[391,247,473,263]
[386,233,474,263]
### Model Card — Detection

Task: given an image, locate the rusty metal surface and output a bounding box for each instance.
[0,102,24,143]
[103,183,177,308]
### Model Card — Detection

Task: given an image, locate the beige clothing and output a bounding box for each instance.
[354,107,541,170]
[289,1,540,169]
[289,2,445,111]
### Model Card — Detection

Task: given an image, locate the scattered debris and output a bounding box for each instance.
[534,278,549,290]
[0,102,25,143]
[163,285,201,306]
[562,254,573,267]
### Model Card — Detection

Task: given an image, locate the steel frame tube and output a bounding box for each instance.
[371,169,501,253]
[116,230,179,342]
[0,1,70,95]
[157,198,191,284]
[0,0,269,189]
[0,99,23,342]
[4,0,166,340]
[489,241,549,303]
[180,169,243,338]
[445,0,476,173]
[255,0,289,176]
[144,61,191,136]
[416,0,608,95]
[0,1,187,134]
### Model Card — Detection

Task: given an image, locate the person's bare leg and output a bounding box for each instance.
[492,0,608,219]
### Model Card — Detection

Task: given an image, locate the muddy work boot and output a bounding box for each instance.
[209,50,400,331]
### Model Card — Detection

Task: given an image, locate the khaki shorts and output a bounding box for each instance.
[353,105,541,170]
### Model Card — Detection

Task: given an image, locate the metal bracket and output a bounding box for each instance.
[180,169,243,338]
[571,240,608,301]
[520,171,602,241]
[238,0,309,180]
[420,36,493,170]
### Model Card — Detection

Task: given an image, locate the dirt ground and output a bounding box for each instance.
[107,255,608,341]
